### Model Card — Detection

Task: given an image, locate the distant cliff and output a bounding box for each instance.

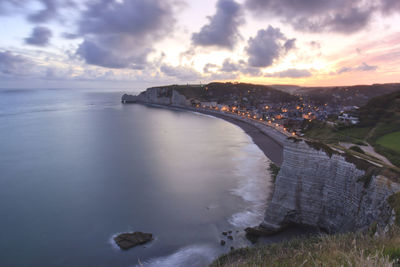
[122,87,189,106]
[261,139,400,234]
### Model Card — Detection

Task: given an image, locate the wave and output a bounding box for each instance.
[190,111,219,120]
[141,245,219,267]
[229,139,272,228]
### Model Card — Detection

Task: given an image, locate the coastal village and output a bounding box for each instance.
[186,84,361,137]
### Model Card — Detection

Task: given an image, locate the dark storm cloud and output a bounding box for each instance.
[192,0,243,49]
[246,26,295,68]
[0,51,34,76]
[244,0,397,33]
[25,26,52,46]
[264,68,312,78]
[75,0,176,69]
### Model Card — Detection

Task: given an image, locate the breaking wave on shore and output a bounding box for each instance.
[142,245,219,267]
[229,138,273,228]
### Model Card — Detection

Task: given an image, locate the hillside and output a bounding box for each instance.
[149,82,299,105]
[304,90,400,167]
[274,83,400,107]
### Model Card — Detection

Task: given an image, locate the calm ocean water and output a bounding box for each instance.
[0,88,273,266]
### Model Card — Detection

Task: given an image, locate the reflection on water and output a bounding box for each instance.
[0,89,273,266]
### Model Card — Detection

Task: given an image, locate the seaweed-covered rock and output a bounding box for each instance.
[114,232,153,250]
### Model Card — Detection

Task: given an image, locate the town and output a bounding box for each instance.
[187,84,361,136]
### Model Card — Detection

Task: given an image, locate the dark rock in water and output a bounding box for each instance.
[114,232,153,250]
[245,226,275,244]
[220,240,226,246]
[227,236,233,240]
[245,233,258,244]
[222,232,228,236]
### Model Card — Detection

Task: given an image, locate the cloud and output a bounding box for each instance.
[245,0,381,33]
[264,68,312,78]
[74,0,177,69]
[0,51,35,76]
[221,59,240,72]
[76,39,148,69]
[28,0,57,23]
[381,0,400,13]
[246,26,295,68]
[25,26,52,46]
[203,63,218,73]
[192,0,243,49]
[0,0,76,22]
[356,62,378,71]
[206,59,260,77]
[160,64,202,81]
[62,32,80,40]
[337,62,378,74]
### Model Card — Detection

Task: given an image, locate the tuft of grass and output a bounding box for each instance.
[305,140,339,158]
[388,192,400,227]
[211,227,400,267]
[268,163,280,183]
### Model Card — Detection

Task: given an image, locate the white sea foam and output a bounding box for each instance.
[190,111,219,119]
[229,138,273,228]
[141,245,219,267]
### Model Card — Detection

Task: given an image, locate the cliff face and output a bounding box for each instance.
[262,140,400,233]
[122,87,190,106]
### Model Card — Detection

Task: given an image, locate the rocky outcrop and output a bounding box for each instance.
[114,232,153,250]
[122,87,190,106]
[260,139,400,234]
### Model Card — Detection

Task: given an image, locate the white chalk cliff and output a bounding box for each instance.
[262,140,400,233]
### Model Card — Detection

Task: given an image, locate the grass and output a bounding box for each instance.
[388,192,400,227]
[338,127,371,140]
[211,227,400,267]
[268,163,280,183]
[377,131,400,153]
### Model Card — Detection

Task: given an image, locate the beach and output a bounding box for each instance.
[191,108,285,166]
[141,103,286,167]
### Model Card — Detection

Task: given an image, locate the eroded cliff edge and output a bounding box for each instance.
[260,139,400,235]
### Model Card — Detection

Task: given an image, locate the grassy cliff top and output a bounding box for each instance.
[148,82,299,103]
[211,226,400,267]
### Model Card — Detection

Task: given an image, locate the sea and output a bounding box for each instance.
[0,88,274,266]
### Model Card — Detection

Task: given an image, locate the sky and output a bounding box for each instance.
[0,0,399,91]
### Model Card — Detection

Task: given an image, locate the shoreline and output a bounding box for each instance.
[134,103,285,166]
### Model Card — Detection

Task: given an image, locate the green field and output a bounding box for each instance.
[377,131,400,153]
